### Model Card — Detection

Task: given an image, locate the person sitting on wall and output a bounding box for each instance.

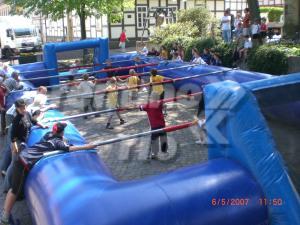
[0,122,96,225]
[159,46,169,60]
[191,48,207,65]
[239,35,253,61]
[172,52,183,63]
[139,44,149,56]
[147,47,160,57]
[201,48,212,65]
[211,53,222,66]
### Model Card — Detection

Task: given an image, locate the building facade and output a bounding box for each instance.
[0,0,284,43]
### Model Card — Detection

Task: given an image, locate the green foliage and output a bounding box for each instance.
[184,37,217,61]
[260,7,283,22]
[211,42,234,68]
[150,7,218,45]
[247,45,289,75]
[177,7,218,38]
[5,0,134,25]
[150,22,199,45]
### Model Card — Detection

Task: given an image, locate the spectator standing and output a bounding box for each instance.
[251,19,261,46]
[242,8,251,36]
[234,12,243,31]
[221,10,232,43]
[260,18,268,41]
[226,8,235,35]
[0,83,6,135]
[0,72,23,135]
[119,29,129,52]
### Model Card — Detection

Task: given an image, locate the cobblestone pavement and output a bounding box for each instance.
[0,82,207,225]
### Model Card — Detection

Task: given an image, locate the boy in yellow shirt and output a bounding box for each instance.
[150,69,165,100]
[127,69,140,103]
[105,77,125,129]
[149,69,167,115]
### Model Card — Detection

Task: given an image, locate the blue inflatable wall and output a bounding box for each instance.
[25,110,268,225]
[204,76,300,225]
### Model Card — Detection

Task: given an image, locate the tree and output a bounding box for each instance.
[283,0,300,39]
[5,0,134,40]
[247,0,261,21]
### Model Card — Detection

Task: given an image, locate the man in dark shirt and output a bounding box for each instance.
[1,122,96,225]
[10,99,46,153]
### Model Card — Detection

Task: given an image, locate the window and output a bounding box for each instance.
[166,6,177,24]
[137,6,148,29]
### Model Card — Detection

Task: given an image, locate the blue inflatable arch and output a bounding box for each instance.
[43,38,109,85]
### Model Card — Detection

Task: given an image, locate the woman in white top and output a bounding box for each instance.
[191,48,207,65]
[221,11,232,43]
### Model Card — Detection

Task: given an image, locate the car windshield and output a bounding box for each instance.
[14,28,35,37]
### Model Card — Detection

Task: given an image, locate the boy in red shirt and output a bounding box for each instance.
[139,94,168,160]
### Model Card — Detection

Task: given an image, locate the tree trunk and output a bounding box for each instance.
[79,10,87,40]
[78,4,88,63]
[66,11,74,42]
[247,0,261,21]
[283,0,300,39]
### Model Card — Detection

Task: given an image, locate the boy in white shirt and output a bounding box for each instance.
[239,35,253,60]
[78,74,97,119]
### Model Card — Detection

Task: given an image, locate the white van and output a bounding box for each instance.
[0,16,42,58]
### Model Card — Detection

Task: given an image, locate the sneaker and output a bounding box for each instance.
[94,114,101,118]
[106,126,114,129]
[120,120,125,125]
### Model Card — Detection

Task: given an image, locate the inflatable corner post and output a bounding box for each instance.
[25,112,268,225]
[204,77,300,225]
[43,38,109,84]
